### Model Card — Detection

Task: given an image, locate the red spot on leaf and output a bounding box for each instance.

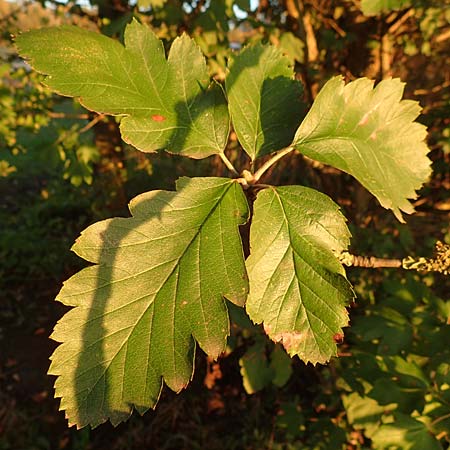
[333,333,344,344]
[152,114,166,122]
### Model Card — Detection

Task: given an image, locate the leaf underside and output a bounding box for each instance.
[226,43,304,160]
[293,76,431,222]
[246,186,354,365]
[50,177,249,428]
[15,20,229,158]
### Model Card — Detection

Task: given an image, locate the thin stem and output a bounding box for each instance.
[430,412,450,427]
[219,153,239,176]
[340,252,402,268]
[79,113,105,133]
[253,146,294,182]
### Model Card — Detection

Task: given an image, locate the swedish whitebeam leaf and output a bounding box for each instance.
[245,186,354,364]
[16,20,229,158]
[292,76,431,222]
[49,177,249,428]
[226,43,304,160]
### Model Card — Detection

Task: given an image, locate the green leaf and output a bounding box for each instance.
[16,20,229,158]
[361,0,412,16]
[270,344,293,387]
[50,177,249,428]
[278,32,305,64]
[245,186,354,364]
[239,339,292,394]
[226,43,304,160]
[292,76,431,222]
[343,392,393,437]
[239,336,273,394]
[371,413,442,450]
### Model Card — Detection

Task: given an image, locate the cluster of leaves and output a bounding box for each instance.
[340,274,450,449]
[247,272,450,450]
[15,17,435,432]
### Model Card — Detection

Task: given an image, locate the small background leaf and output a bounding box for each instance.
[360,0,412,16]
[239,337,292,394]
[371,413,443,450]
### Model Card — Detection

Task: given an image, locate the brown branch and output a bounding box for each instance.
[341,253,402,269]
[79,113,106,133]
[48,112,91,120]
[387,9,414,35]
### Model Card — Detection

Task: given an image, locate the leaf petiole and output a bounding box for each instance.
[219,153,239,176]
[253,146,294,182]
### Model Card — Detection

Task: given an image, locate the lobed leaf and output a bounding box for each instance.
[246,186,354,365]
[226,43,304,160]
[292,76,431,222]
[50,177,249,428]
[16,20,229,158]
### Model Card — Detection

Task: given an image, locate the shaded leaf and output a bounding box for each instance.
[239,336,273,394]
[245,186,354,364]
[16,20,229,158]
[226,43,304,160]
[239,338,292,394]
[292,76,431,222]
[371,413,442,450]
[50,177,249,428]
[270,344,293,387]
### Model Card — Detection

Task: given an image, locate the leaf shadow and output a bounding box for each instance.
[72,188,184,427]
[258,75,305,156]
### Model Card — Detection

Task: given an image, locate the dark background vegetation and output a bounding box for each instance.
[1,0,449,448]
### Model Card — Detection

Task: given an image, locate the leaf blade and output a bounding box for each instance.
[246,186,354,364]
[226,43,304,160]
[50,177,249,428]
[16,21,230,158]
[292,76,431,222]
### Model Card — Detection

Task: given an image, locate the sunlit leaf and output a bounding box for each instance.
[50,177,249,428]
[361,0,412,15]
[292,76,431,222]
[371,413,442,450]
[246,186,354,364]
[16,20,229,158]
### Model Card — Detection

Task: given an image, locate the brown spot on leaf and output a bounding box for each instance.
[333,333,344,344]
[358,113,370,126]
[151,114,166,122]
[264,324,310,352]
